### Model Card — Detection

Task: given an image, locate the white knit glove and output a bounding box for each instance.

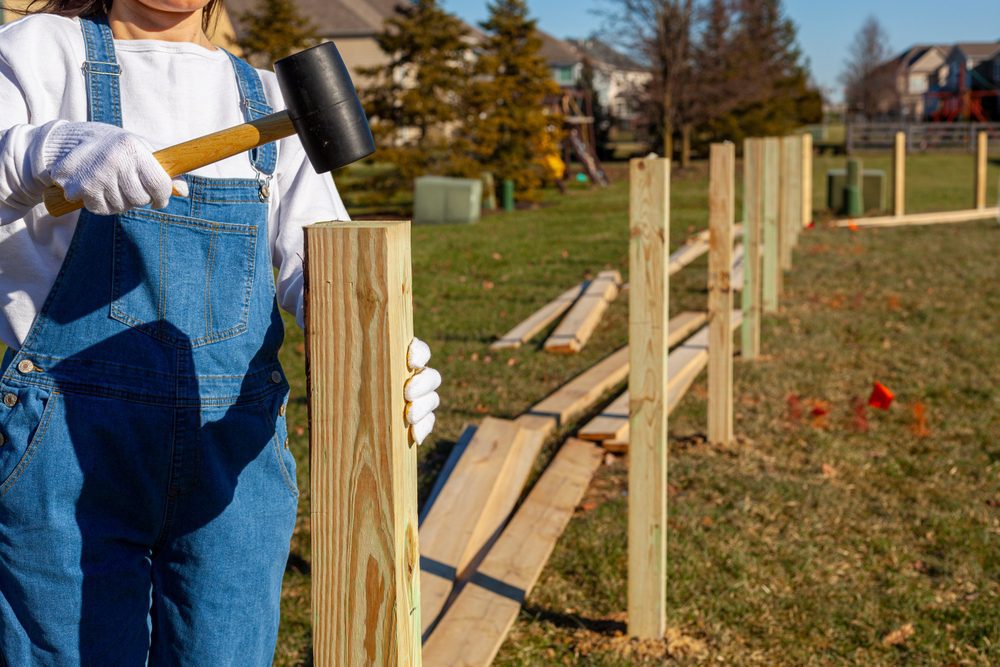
[42,121,187,216]
[405,338,441,445]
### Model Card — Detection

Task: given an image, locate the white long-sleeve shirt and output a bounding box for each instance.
[0,14,349,349]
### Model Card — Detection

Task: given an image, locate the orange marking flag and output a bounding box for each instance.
[868,382,895,410]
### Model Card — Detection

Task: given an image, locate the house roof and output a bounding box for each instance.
[536,30,580,68]
[566,37,645,71]
[950,41,1000,63]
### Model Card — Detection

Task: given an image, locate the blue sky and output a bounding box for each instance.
[443,0,999,101]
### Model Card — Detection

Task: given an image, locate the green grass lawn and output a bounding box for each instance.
[273,152,999,665]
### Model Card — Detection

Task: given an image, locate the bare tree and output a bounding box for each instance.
[840,16,895,119]
[600,0,696,161]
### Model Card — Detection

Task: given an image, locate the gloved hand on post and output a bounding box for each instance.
[41,120,187,215]
[405,337,441,446]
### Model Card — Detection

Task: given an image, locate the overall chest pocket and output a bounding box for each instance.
[111,209,258,349]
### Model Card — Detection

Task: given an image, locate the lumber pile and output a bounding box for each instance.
[490,282,588,350]
[421,439,604,667]
[578,311,743,452]
[418,311,710,635]
[544,270,622,354]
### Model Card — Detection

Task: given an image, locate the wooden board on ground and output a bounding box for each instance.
[576,311,707,442]
[592,312,744,452]
[420,417,536,635]
[420,424,477,523]
[490,281,588,350]
[833,207,1000,229]
[526,311,708,435]
[667,229,709,275]
[544,270,621,354]
[421,438,604,667]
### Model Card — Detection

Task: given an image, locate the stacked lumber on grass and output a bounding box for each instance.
[490,282,589,350]
[419,418,549,635]
[491,228,728,352]
[578,311,744,452]
[544,270,622,354]
[418,311,711,635]
[421,438,604,667]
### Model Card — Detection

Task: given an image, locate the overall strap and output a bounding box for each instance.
[79,17,123,127]
[225,53,277,176]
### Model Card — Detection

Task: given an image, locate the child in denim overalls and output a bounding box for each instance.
[0,2,440,664]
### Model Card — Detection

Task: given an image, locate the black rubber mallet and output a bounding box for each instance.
[44,42,375,216]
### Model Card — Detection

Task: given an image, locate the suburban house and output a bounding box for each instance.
[880,45,947,119]
[566,37,650,130]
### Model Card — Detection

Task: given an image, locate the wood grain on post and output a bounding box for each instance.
[975,131,988,210]
[801,133,813,228]
[742,138,762,359]
[304,221,421,667]
[762,137,781,313]
[627,157,670,639]
[893,131,906,216]
[708,143,735,445]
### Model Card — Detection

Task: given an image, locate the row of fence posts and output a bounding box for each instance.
[297,133,817,663]
[889,130,990,217]
[626,133,812,639]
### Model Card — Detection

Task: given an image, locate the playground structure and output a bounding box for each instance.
[301,132,814,664]
[835,130,998,228]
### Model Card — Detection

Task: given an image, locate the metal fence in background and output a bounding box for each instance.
[846,122,1000,153]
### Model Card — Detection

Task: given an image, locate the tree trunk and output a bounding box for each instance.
[680,124,692,169]
[662,89,673,160]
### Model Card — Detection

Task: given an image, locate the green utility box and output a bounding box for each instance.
[826,169,887,214]
[413,176,483,225]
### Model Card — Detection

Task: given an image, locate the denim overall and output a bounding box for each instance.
[0,18,297,665]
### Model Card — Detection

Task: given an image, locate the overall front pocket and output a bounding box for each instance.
[111,209,257,348]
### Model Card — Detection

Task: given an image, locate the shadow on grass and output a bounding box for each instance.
[520,604,626,635]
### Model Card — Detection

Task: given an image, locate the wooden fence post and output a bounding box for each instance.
[893,131,906,216]
[628,157,670,639]
[779,136,799,267]
[801,133,813,228]
[741,138,762,360]
[762,137,781,313]
[708,143,734,445]
[975,131,988,210]
[305,221,422,667]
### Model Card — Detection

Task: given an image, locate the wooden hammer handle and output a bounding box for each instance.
[43,111,295,217]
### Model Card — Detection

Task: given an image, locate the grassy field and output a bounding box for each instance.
[273,152,999,664]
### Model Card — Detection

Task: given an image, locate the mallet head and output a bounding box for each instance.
[274,42,376,173]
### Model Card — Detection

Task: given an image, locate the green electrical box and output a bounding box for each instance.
[826,169,887,214]
[413,176,483,225]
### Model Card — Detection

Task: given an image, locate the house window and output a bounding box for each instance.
[909,74,927,94]
[553,67,575,85]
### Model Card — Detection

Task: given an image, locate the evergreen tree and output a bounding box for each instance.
[359,0,474,191]
[237,0,318,69]
[466,0,562,202]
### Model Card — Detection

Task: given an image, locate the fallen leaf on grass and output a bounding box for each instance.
[786,393,803,424]
[910,402,930,437]
[851,397,869,432]
[882,622,915,647]
[809,400,831,429]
